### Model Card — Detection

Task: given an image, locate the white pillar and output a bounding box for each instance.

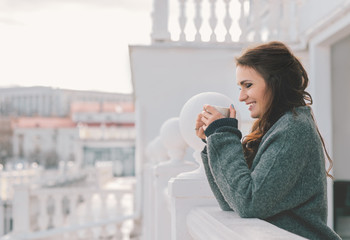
[169,92,235,240]
[154,118,197,240]
[12,185,31,234]
[141,136,168,240]
[0,198,4,236]
[151,0,171,42]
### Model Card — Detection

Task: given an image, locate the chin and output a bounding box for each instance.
[250,113,258,118]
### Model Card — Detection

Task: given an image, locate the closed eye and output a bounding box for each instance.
[245,83,252,88]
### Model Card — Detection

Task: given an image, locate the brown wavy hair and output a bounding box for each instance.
[236,41,333,179]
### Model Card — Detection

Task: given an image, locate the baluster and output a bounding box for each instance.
[279,0,290,40]
[178,0,188,41]
[209,0,218,42]
[99,225,109,239]
[38,194,49,231]
[114,222,124,239]
[223,0,232,42]
[289,0,298,42]
[238,0,247,41]
[115,193,123,215]
[53,193,63,228]
[68,193,79,225]
[83,227,95,240]
[99,192,108,219]
[267,0,279,41]
[194,0,203,42]
[84,193,94,222]
[251,0,261,42]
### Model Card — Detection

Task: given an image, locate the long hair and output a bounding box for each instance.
[236,41,333,178]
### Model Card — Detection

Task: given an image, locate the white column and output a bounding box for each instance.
[141,136,168,240]
[309,42,334,228]
[154,117,196,240]
[209,0,218,42]
[0,198,4,236]
[194,0,203,42]
[12,185,31,234]
[169,92,235,240]
[38,194,49,231]
[151,0,171,42]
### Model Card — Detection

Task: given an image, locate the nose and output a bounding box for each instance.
[239,90,248,102]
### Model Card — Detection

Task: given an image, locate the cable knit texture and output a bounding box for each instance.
[201,106,341,240]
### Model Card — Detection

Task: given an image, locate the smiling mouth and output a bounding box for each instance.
[247,102,256,110]
[247,102,256,106]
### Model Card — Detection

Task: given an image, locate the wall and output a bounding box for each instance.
[331,34,350,181]
[297,0,346,36]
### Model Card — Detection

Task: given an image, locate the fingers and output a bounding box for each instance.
[229,104,236,118]
[203,104,216,114]
[195,113,206,139]
[196,103,237,140]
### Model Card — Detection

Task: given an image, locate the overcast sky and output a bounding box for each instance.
[0,0,153,93]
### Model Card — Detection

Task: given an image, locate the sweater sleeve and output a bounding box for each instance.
[206,117,312,219]
[201,148,233,211]
[200,118,240,211]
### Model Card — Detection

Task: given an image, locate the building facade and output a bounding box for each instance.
[0,87,135,176]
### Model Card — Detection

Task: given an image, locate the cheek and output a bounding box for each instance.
[261,90,272,107]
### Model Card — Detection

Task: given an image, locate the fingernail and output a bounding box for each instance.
[231,104,234,108]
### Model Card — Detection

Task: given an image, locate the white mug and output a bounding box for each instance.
[212,105,230,118]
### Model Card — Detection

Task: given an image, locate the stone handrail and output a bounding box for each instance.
[187,207,307,240]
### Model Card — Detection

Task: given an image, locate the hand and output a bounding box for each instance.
[195,113,206,140]
[195,104,236,140]
[200,105,225,131]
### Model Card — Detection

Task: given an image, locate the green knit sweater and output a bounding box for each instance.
[201,106,341,239]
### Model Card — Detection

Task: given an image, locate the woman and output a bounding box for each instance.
[195,41,341,239]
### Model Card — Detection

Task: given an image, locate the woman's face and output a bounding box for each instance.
[236,65,271,119]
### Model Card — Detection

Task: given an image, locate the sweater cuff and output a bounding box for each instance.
[204,118,242,139]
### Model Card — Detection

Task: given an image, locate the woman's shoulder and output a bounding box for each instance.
[268,106,317,137]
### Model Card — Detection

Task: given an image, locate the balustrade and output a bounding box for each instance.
[2,182,136,240]
[0,166,42,201]
[151,0,300,44]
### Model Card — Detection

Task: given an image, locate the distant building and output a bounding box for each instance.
[0,117,13,165]
[0,87,135,176]
[0,86,132,117]
[11,117,77,169]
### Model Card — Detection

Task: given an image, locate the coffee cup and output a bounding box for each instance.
[212,105,230,118]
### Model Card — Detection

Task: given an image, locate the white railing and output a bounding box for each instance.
[142,92,307,239]
[0,164,43,201]
[187,207,306,240]
[2,180,136,240]
[151,0,300,44]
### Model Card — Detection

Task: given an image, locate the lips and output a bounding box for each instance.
[247,102,256,111]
